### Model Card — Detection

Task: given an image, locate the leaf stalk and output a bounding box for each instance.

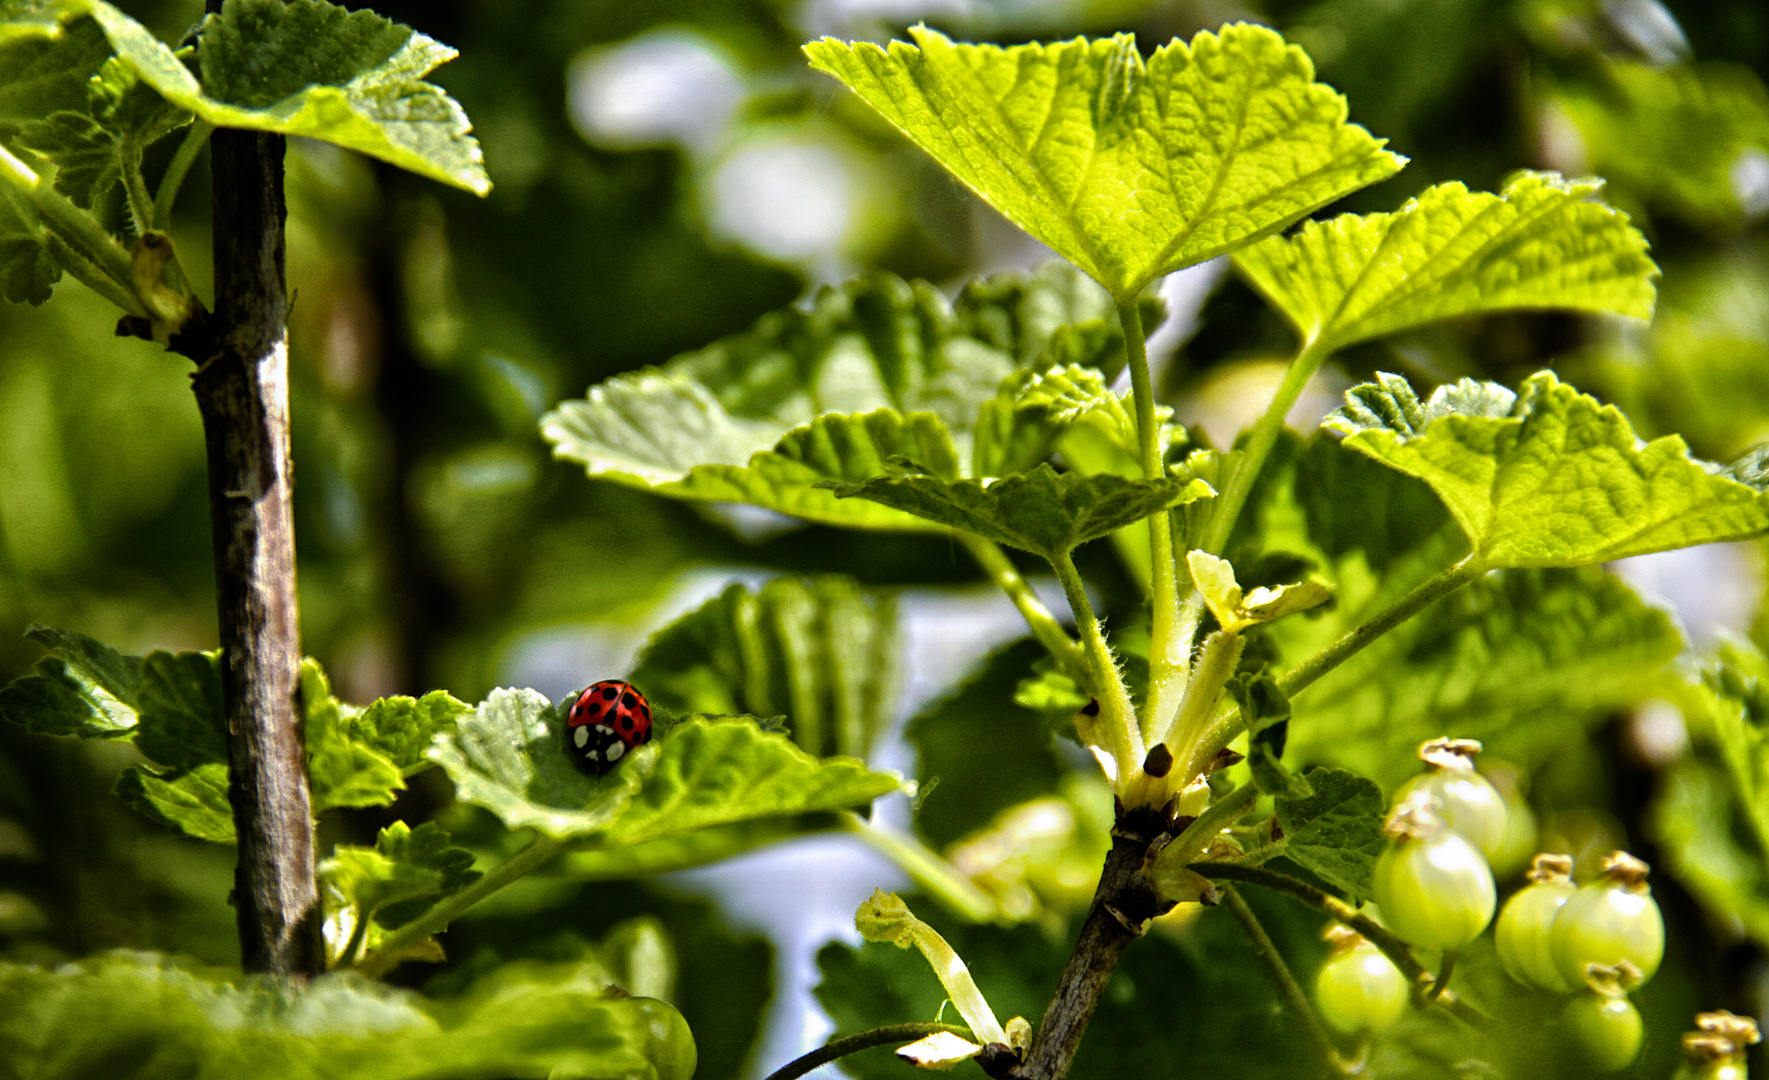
[960,534,1087,684]
[761,1023,976,1080]
[1052,550,1141,785]
[1220,884,1352,1079]
[1196,339,1328,557]
[841,811,999,923]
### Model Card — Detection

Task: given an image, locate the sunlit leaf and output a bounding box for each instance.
[806,24,1402,295]
[15,57,188,207]
[344,689,469,776]
[0,624,142,737]
[1327,371,1769,567]
[114,760,233,842]
[1271,766,1385,900]
[1234,173,1657,355]
[320,821,480,965]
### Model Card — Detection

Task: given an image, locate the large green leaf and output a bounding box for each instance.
[805,24,1402,296]
[629,575,897,761]
[542,265,1136,529]
[1233,173,1657,355]
[427,687,647,839]
[598,719,901,846]
[1240,434,1683,786]
[829,463,1213,562]
[0,624,142,737]
[80,0,487,195]
[0,951,696,1080]
[0,11,109,129]
[554,818,807,881]
[1326,371,1769,567]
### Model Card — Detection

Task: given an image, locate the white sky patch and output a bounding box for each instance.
[567,30,745,153]
[707,135,860,264]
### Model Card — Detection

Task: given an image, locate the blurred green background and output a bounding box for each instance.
[3,0,1769,1077]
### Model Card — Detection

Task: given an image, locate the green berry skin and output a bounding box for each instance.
[1398,770,1509,861]
[1496,879,1578,992]
[1553,882,1665,987]
[1315,943,1408,1036]
[1564,993,1643,1072]
[1374,830,1496,952]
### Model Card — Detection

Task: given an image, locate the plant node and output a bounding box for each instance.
[1418,737,1483,772]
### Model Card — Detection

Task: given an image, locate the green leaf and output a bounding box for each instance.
[300,661,405,813]
[1234,173,1658,356]
[114,760,234,842]
[81,0,488,195]
[1185,550,1331,633]
[427,687,647,839]
[1271,766,1384,900]
[1326,370,1769,567]
[829,462,1214,561]
[542,265,1135,529]
[555,818,808,881]
[0,624,142,737]
[0,951,696,1080]
[14,57,188,207]
[0,175,56,304]
[320,821,480,964]
[0,12,109,128]
[599,718,902,846]
[630,575,898,761]
[805,24,1403,295]
[344,689,469,776]
[132,648,225,770]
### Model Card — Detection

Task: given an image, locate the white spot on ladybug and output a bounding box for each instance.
[606,741,625,762]
[573,726,590,748]
[585,748,600,760]
[595,724,614,736]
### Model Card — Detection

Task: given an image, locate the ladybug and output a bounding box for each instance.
[565,680,653,776]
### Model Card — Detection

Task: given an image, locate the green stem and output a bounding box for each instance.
[351,834,562,978]
[841,811,999,923]
[1221,885,1351,1079]
[1190,862,1490,1029]
[0,146,146,315]
[1157,629,1244,779]
[960,534,1086,684]
[761,1023,976,1080]
[122,153,155,237]
[1117,296,1187,737]
[1189,555,1484,772]
[1161,781,1259,871]
[1053,550,1142,785]
[1197,341,1328,557]
[153,120,213,233]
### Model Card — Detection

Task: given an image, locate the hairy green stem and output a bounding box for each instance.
[762,1023,976,1080]
[0,145,145,315]
[1117,296,1187,738]
[1156,629,1244,779]
[154,120,213,233]
[351,834,562,978]
[961,534,1086,683]
[1189,556,1484,772]
[1190,862,1490,1029]
[1052,550,1141,784]
[122,155,156,238]
[1197,341,1327,557]
[841,811,999,923]
[1161,781,1259,870]
[1220,885,1350,1079]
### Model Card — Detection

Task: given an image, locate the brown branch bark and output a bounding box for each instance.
[1010,810,1173,1080]
[186,117,320,975]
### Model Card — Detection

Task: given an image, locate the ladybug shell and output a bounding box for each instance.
[565,680,653,776]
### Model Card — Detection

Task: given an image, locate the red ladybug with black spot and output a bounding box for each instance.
[565,680,653,776]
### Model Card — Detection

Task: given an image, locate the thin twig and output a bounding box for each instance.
[959,534,1087,684]
[1220,885,1350,1079]
[761,1023,974,1080]
[1195,339,1327,557]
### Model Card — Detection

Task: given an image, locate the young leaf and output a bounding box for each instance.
[320,821,480,964]
[344,689,469,776]
[0,950,697,1080]
[597,718,902,846]
[854,889,1008,1045]
[1327,371,1769,567]
[805,24,1403,296]
[629,575,898,760]
[301,660,404,813]
[114,759,234,842]
[427,687,647,839]
[829,463,1213,562]
[1272,766,1385,900]
[0,624,142,737]
[81,0,489,195]
[542,265,1133,529]
[1186,550,1331,633]
[14,57,188,207]
[1234,173,1658,356]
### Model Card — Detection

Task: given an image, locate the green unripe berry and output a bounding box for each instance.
[1374,792,1496,952]
[1565,992,1643,1072]
[1396,739,1509,861]
[1675,1010,1759,1080]
[1553,851,1664,988]
[1495,853,1578,993]
[1314,929,1408,1037]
